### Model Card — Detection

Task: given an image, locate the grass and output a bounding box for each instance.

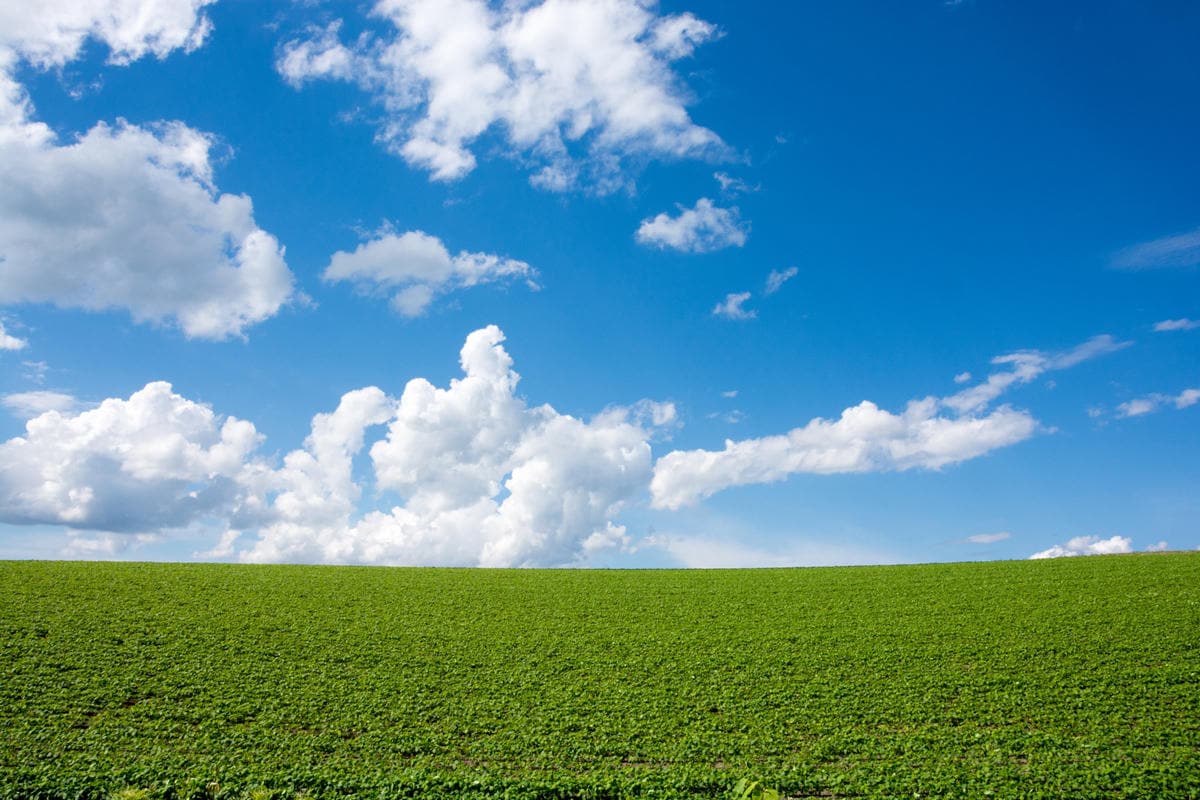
[1,554,1197,798]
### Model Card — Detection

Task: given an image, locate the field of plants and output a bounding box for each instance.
[1,554,1197,799]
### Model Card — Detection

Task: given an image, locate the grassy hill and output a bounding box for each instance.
[1,555,1197,799]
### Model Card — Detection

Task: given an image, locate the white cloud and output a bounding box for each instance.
[1112,227,1200,270]
[1029,535,1133,559]
[323,227,537,317]
[242,326,668,566]
[966,531,1010,544]
[636,198,746,253]
[651,398,1037,510]
[275,21,358,85]
[195,528,240,560]
[3,390,79,418]
[1117,398,1157,418]
[721,390,738,399]
[713,171,756,195]
[650,334,1121,510]
[953,372,972,384]
[1153,318,1200,332]
[0,0,214,69]
[277,0,725,191]
[1116,388,1200,418]
[1146,540,1169,553]
[645,532,894,568]
[0,2,297,340]
[63,531,161,559]
[0,120,298,339]
[711,291,755,320]
[0,327,674,567]
[0,382,262,532]
[764,266,798,295]
[626,399,678,430]
[943,335,1129,415]
[0,320,26,350]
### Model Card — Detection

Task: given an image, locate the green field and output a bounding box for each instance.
[1,555,1198,799]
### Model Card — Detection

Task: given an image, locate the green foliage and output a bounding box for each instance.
[732,778,779,800]
[1,554,1198,799]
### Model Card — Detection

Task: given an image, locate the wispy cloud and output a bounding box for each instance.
[1153,318,1200,332]
[712,267,799,321]
[645,532,895,568]
[652,399,1038,510]
[651,333,1122,510]
[2,391,80,418]
[21,361,48,385]
[943,335,1131,415]
[1117,388,1200,418]
[1112,227,1200,270]
[711,292,756,320]
[966,531,1010,544]
[764,266,798,295]
[713,172,758,196]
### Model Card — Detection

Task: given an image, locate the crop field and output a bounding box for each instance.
[1,555,1198,799]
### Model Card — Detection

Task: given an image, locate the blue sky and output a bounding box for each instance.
[0,0,1197,566]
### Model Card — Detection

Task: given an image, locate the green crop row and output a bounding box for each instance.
[1,554,1197,798]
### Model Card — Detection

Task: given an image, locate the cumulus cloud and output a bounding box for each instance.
[0,327,672,567]
[1029,535,1133,559]
[1153,318,1200,332]
[764,266,798,295]
[2,390,80,418]
[0,382,262,532]
[0,0,214,69]
[1117,388,1200,418]
[1146,540,1169,553]
[711,291,755,320]
[953,372,972,384]
[1112,227,1200,270]
[636,198,746,253]
[241,326,668,566]
[0,1,297,340]
[966,531,1010,544]
[277,0,725,191]
[0,320,26,350]
[323,227,537,316]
